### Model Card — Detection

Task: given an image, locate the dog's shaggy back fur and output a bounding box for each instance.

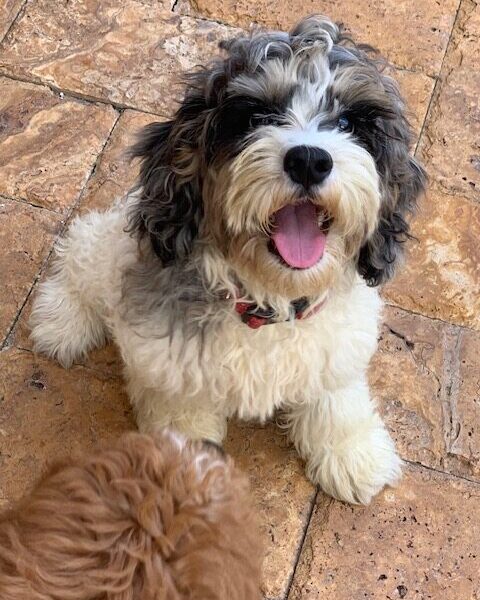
[0,430,263,600]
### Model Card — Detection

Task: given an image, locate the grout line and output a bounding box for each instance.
[283,488,320,600]
[281,459,480,600]
[1,242,60,352]
[0,193,63,217]
[0,110,123,351]
[383,300,478,334]
[413,0,464,154]
[13,345,35,354]
[404,458,480,488]
[0,71,174,119]
[71,110,123,211]
[0,0,28,46]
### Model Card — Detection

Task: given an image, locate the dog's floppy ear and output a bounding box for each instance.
[127,94,209,265]
[127,51,241,265]
[357,79,427,286]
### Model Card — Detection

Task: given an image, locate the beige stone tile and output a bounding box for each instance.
[0,77,118,213]
[419,1,480,200]
[0,0,23,41]
[372,306,480,482]
[0,348,134,506]
[225,420,315,599]
[384,189,480,330]
[78,110,159,214]
[288,464,480,600]
[372,306,450,473]
[391,68,435,137]
[0,1,239,114]
[182,0,459,74]
[443,327,480,480]
[0,198,62,345]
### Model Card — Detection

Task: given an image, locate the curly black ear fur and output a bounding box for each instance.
[127,54,243,264]
[357,78,427,286]
[127,107,205,266]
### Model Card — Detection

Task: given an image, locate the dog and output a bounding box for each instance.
[30,15,426,505]
[0,429,263,599]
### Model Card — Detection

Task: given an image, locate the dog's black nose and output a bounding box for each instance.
[283,146,333,189]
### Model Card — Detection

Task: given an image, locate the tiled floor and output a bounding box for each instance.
[0,1,479,598]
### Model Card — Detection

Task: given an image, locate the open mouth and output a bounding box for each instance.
[268,200,332,269]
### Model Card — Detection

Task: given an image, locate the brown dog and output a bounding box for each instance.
[0,429,263,599]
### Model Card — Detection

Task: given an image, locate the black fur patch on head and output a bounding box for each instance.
[206,93,290,164]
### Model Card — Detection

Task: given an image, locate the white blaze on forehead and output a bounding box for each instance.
[287,77,333,127]
[228,44,333,119]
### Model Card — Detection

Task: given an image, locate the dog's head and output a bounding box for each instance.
[129,16,426,300]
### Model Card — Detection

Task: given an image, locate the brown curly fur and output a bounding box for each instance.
[0,429,263,600]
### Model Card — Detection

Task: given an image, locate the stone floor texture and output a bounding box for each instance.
[0,1,479,598]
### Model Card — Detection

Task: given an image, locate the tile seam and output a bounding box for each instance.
[383,301,479,335]
[414,0,464,154]
[0,0,28,46]
[283,488,321,600]
[0,70,173,118]
[1,110,123,351]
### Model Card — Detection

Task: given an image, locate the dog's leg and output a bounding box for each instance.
[30,209,130,367]
[286,377,402,504]
[130,384,228,444]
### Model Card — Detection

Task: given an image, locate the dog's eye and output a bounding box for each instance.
[337,115,353,132]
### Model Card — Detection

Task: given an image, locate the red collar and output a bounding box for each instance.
[233,295,327,329]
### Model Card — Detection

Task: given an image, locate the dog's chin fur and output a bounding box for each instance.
[30,15,425,505]
[0,430,263,600]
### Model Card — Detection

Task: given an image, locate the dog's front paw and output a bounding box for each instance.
[306,423,402,505]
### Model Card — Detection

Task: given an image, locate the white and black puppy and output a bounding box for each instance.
[31,16,426,505]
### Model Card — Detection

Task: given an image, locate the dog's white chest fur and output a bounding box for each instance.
[214,289,376,416]
[122,281,379,421]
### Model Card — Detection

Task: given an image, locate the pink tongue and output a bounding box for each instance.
[271,202,326,269]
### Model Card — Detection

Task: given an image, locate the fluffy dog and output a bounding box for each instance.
[30,16,426,504]
[0,430,262,599]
